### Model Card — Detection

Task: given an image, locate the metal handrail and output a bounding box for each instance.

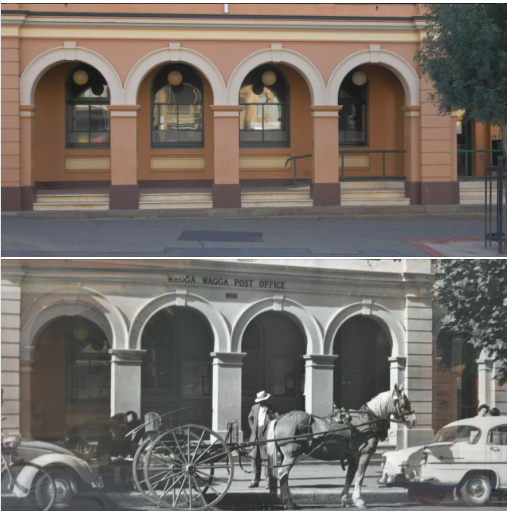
[458,149,504,181]
[285,154,312,187]
[339,149,406,181]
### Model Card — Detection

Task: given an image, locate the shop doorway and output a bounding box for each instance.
[141,307,214,428]
[333,316,391,410]
[241,311,306,437]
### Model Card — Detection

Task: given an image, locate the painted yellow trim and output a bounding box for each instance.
[66,157,111,170]
[338,156,370,168]
[1,26,20,37]
[151,157,205,170]
[17,27,420,43]
[239,157,289,169]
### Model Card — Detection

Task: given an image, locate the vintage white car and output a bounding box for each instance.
[379,416,507,506]
[2,437,103,509]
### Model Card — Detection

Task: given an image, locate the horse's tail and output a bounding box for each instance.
[266,419,279,493]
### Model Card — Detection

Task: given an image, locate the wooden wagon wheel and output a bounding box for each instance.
[132,437,158,504]
[143,424,234,510]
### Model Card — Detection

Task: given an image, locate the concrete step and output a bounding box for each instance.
[36,193,109,203]
[461,198,497,204]
[33,201,109,211]
[242,191,310,200]
[341,197,411,206]
[139,200,212,209]
[341,190,406,198]
[340,181,405,190]
[139,192,212,201]
[242,199,313,208]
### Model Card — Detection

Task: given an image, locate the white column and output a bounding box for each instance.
[477,353,495,408]
[109,349,146,416]
[303,355,338,416]
[1,267,23,435]
[211,352,246,440]
[404,295,434,448]
[388,356,407,447]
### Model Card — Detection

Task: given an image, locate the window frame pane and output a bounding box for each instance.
[338,80,368,147]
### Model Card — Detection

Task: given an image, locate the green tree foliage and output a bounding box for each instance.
[432,260,507,384]
[415,4,507,159]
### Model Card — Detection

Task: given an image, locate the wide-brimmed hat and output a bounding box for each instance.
[255,391,271,403]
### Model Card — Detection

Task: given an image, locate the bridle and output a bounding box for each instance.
[392,392,414,426]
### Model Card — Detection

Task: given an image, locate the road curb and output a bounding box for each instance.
[2,204,483,221]
[101,488,410,509]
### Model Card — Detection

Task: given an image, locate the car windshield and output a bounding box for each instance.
[431,425,481,445]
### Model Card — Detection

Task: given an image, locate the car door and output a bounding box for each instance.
[486,424,507,488]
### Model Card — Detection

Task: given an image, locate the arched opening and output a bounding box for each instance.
[31,316,111,442]
[137,63,214,190]
[338,65,405,180]
[241,311,306,437]
[140,306,214,428]
[33,62,112,188]
[238,65,312,186]
[333,316,391,409]
[432,330,478,433]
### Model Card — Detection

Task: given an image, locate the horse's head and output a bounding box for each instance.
[391,384,417,429]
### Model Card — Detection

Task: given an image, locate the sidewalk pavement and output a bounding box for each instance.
[102,461,410,509]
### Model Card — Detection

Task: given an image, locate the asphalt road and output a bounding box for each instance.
[1,215,486,257]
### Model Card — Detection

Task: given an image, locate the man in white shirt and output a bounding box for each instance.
[247,391,279,488]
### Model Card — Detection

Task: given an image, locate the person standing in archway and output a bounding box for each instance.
[248,391,279,488]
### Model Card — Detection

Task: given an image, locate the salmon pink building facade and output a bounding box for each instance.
[1,4,500,211]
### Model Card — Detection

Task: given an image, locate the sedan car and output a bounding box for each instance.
[5,437,103,509]
[379,416,507,506]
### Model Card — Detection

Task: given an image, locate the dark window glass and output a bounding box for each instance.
[66,64,110,148]
[239,67,289,147]
[151,66,204,147]
[338,71,367,145]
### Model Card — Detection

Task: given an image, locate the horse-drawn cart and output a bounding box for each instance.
[130,385,417,510]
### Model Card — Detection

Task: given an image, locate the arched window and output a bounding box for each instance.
[239,67,289,147]
[152,65,203,147]
[67,64,110,147]
[338,70,368,145]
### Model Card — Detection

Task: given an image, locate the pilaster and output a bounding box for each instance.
[310,106,341,206]
[108,105,141,209]
[211,352,246,439]
[109,348,146,415]
[211,106,242,208]
[303,354,338,416]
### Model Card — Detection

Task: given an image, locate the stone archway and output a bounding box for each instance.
[227,45,326,106]
[326,45,420,107]
[124,44,227,105]
[20,44,123,106]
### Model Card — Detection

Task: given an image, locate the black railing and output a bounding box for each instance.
[484,156,506,254]
[339,149,406,181]
[285,154,312,187]
[458,149,504,181]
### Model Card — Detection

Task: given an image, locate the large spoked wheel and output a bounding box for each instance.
[143,424,234,510]
[132,437,158,504]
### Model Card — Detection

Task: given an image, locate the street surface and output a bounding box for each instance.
[0,215,494,257]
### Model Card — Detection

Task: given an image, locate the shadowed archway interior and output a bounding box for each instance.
[333,316,391,410]
[241,311,306,436]
[140,306,214,428]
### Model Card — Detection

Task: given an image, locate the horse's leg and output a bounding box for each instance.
[278,454,299,510]
[351,453,372,509]
[341,453,358,507]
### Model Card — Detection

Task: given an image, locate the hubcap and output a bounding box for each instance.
[469,478,486,499]
[54,479,72,504]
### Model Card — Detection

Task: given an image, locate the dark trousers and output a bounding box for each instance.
[251,439,268,483]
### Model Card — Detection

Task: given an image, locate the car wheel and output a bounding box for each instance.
[48,472,77,509]
[460,474,492,507]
